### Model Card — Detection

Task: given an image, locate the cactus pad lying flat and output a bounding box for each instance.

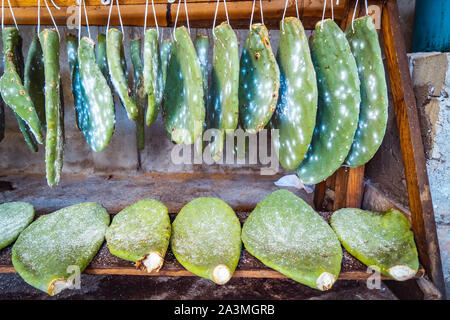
[162,27,205,145]
[242,189,342,291]
[271,17,317,170]
[330,208,419,281]
[12,202,110,296]
[296,19,360,185]
[0,202,35,250]
[171,197,241,285]
[143,29,163,126]
[238,24,280,133]
[344,16,388,167]
[106,199,171,272]
[206,23,239,161]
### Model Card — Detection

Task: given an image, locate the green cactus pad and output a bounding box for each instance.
[296,19,360,185]
[130,38,146,150]
[162,26,205,145]
[107,28,138,120]
[0,98,4,142]
[344,16,388,167]
[271,17,317,170]
[143,29,163,126]
[106,199,171,272]
[78,36,115,152]
[15,113,38,152]
[24,35,46,127]
[242,189,342,291]
[196,34,209,106]
[39,28,64,187]
[160,38,172,93]
[0,27,44,144]
[0,202,35,250]
[12,202,110,296]
[66,33,86,131]
[206,22,239,161]
[330,208,419,281]
[171,197,241,284]
[96,33,110,84]
[238,24,280,133]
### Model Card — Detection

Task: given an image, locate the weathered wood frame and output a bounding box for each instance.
[0,0,445,299]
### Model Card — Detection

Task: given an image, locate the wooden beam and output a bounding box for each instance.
[1,0,350,29]
[382,0,446,298]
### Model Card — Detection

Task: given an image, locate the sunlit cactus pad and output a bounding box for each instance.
[0,202,35,250]
[171,197,241,285]
[12,202,110,296]
[106,199,171,272]
[331,208,419,281]
[242,189,342,291]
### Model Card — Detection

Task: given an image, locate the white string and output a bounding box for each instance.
[351,0,359,31]
[249,0,255,29]
[365,0,368,15]
[1,0,19,30]
[77,0,91,43]
[320,0,326,31]
[83,0,91,39]
[212,0,231,36]
[143,0,148,31]
[259,0,264,25]
[106,0,124,34]
[152,0,159,34]
[281,0,288,31]
[295,0,300,19]
[43,0,60,37]
[331,0,334,20]
[173,0,190,41]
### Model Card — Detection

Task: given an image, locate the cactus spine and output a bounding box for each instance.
[0,28,44,144]
[130,38,146,150]
[344,16,388,167]
[296,19,360,184]
[107,28,138,120]
[39,29,64,187]
[143,29,163,126]
[238,24,280,133]
[271,17,318,170]
[78,36,115,152]
[162,26,205,145]
[206,23,239,161]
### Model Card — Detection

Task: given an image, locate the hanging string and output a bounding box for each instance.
[1,0,19,30]
[43,0,60,37]
[320,0,327,31]
[212,0,231,37]
[365,0,368,15]
[331,0,334,21]
[77,0,91,44]
[281,0,301,31]
[37,0,40,34]
[351,0,359,31]
[106,0,124,34]
[173,0,190,41]
[143,0,148,31]
[152,0,159,34]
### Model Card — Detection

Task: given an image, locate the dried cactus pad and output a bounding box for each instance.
[106,199,171,272]
[242,189,342,291]
[330,208,419,281]
[12,202,110,296]
[171,197,241,285]
[0,202,35,250]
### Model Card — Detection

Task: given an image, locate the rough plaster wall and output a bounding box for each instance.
[408,52,450,296]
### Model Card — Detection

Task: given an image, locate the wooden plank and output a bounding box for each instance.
[0,211,425,281]
[2,0,350,29]
[381,0,446,298]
